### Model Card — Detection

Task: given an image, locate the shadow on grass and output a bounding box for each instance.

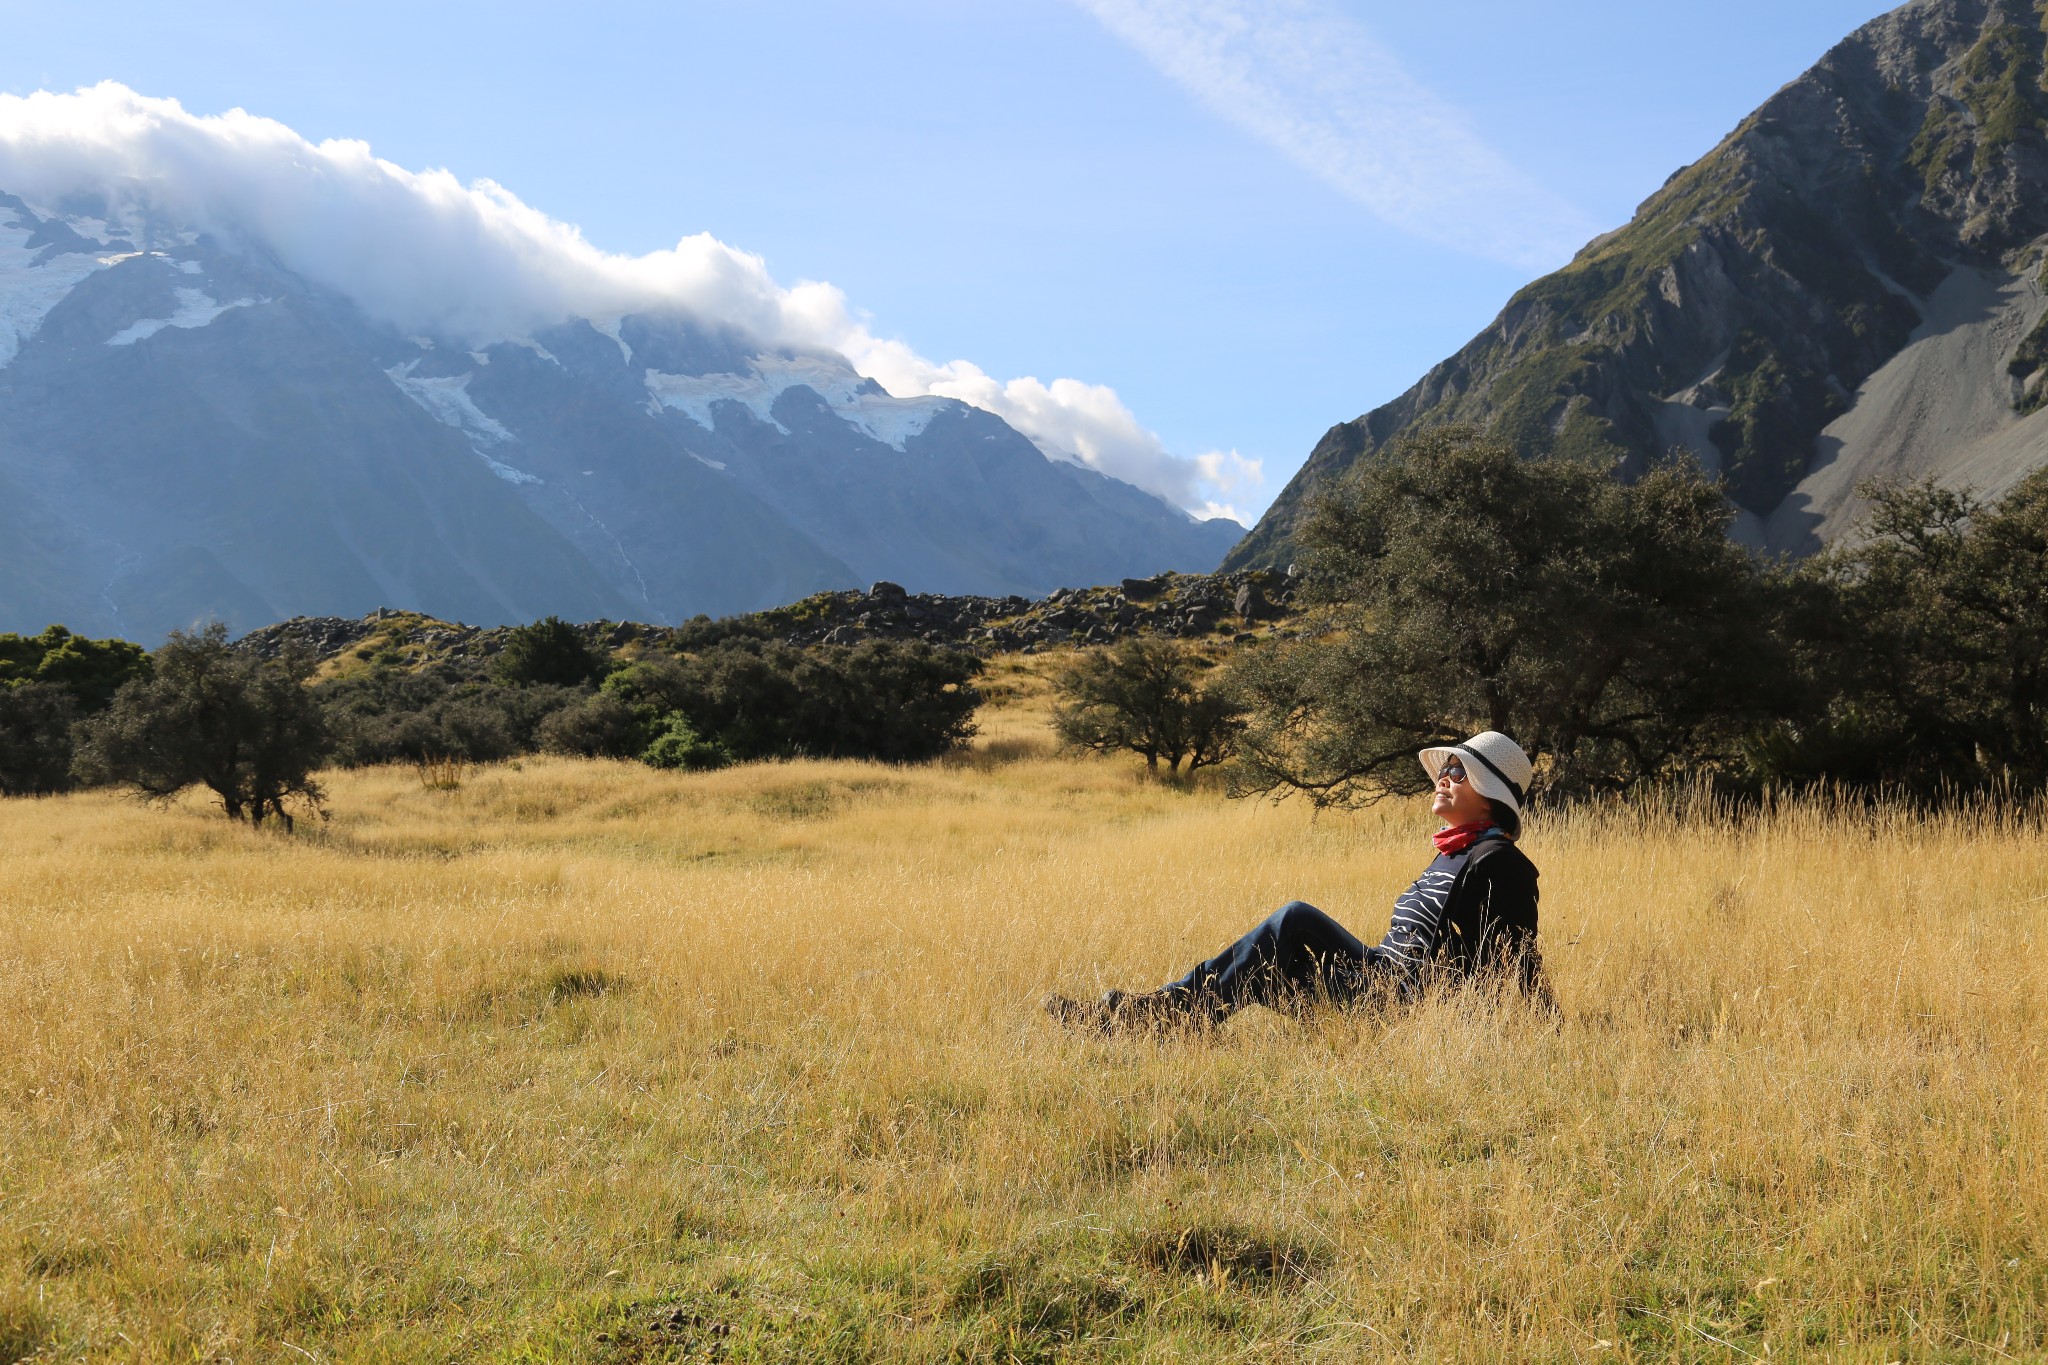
[945,1250,1144,1360]
[545,966,625,1005]
[1123,1221,1327,1290]
[0,1289,57,1363]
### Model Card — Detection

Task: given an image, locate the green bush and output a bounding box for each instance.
[537,691,647,759]
[600,657,698,717]
[0,624,150,712]
[1759,470,2048,793]
[0,682,79,796]
[620,638,981,764]
[494,616,608,688]
[317,665,583,767]
[642,714,732,771]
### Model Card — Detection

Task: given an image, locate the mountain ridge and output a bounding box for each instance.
[0,189,1240,643]
[1227,0,2048,569]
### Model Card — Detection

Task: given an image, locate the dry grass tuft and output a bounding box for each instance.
[1,678,2045,1360]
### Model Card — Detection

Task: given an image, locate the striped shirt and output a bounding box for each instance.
[1372,832,1537,992]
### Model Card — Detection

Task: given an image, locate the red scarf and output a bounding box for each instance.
[1433,821,1496,856]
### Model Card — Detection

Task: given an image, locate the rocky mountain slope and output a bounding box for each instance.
[0,192,1239,643]
[1228,0,2048,567]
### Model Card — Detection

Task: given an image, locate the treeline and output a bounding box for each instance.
[0,614,981,823]
[1220,426,2048,806]
[10,424,2048,819]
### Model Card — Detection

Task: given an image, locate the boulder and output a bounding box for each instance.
[1234,582,1280,621]
[1120,575,1166,601]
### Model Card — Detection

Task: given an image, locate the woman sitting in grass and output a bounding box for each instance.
[1046,731,1551,1033]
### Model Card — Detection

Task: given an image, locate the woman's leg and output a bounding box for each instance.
[1162,901,1372,1018]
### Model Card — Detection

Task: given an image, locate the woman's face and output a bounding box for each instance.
[1430,756,1494,826]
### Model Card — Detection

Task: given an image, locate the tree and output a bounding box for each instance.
[820,640,984,762]
[0,625,150,712]
[0,683,79,796]
[495,616,608,688]
[1226,426,1794,806]
[0,625,150,798]
[75,624,329,829]
[1758,470,2048,792]
[1051,637,1243,776]
[600,657,699,717]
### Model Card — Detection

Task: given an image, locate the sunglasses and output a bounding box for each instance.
[1439,760,1468,784]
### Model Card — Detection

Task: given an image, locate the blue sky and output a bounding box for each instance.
[0,0,1890,521]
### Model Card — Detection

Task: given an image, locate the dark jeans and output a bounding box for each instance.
[1163,901,1385,1018]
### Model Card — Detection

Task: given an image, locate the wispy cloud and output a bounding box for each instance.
[1072,0,1597,269]
[0,82,1249,520]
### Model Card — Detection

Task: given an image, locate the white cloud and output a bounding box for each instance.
[0,82,1254,520]
[1072,0,1597,270]
[1188,449,1262,523]
[1194,447,1262,492]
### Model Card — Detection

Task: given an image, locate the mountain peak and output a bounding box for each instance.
[1228,0,2048,568]
[0,192,1239,641]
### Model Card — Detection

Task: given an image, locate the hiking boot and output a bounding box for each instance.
[1043,988,1210,1036]
[1042,991,1110,1032]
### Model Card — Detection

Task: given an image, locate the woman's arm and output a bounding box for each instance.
[1438,848,1544,993]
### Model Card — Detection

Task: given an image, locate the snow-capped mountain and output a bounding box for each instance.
[0,189,1241,640]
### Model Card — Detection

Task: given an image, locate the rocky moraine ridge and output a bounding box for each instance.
[235,571,1305,666]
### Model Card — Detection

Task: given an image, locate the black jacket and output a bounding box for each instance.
[1374,835,1546,997]
[1440,838,1544,993]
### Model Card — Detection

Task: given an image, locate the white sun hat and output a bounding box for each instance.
[1419,731,1533,814]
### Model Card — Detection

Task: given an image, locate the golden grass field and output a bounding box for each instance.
[1,659,2045,1362]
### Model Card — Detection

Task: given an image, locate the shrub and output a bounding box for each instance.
[537,691,646,759]
[318,665,583,767]
[74,623,329,828]
[600,657,699,717]
[0,625,151,798]
[494,616,608,688]
[642,714,732,771]
[634,638,982,763]
[823,640,986,762]
[1052,637,1243,776]
[0,682,79,796]
[1759,470,2048,792]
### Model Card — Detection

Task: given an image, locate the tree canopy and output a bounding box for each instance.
[1226,427,1794,806]
[1051,637,1243,776]
[0,624,149,712]
[75,624,330,828]
[1753,470,2048,793]
[494,616,608,688]
[0,625,151,796]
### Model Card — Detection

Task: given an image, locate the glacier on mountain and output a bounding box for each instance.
[106,287,260,346]
[592,317,633,365]
[644,355,948,451]
[385,360,542,485]
[0,169,1242,639]
[0,218,124,367]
